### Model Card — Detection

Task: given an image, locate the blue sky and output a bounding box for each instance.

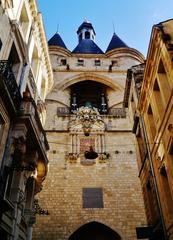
[38,0,173,57]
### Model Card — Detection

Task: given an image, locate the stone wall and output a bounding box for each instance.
[33,129,147,240]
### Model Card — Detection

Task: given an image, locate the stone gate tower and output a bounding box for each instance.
[33,21,147,240]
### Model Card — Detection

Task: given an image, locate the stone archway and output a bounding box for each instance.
[57,73,121,91]
[69,221,121,240]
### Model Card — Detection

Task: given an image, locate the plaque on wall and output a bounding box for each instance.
[82,188,103,208]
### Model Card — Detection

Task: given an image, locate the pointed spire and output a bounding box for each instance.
[106,33,128,52]
[48,33,67,49]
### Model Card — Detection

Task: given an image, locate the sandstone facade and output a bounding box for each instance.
[0,0,53,239]
[33,21,147,240]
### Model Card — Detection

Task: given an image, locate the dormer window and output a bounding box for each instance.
[95,59,101,66]
[77,59,84,66]
[60,59,67,66]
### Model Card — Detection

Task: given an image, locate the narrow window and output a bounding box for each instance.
[77,59,84,66]
[159,159,173,220]
[147,104,156,141]
[157,59,171,105]
[19,3,29,39]
[60,59,67,66]
[153,79,165,118]
[111,60,118,67]
[0,38,2,51]
[95,59,101,66]
[85,31,90,39]
[8,43,21,82]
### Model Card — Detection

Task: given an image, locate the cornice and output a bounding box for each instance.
[105,47,145,63]
[139,26,162,113]
[28,0,53,92]
[49,46,72,57]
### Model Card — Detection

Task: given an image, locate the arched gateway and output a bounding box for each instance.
[69,222,121,240]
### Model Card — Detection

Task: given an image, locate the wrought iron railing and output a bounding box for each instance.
[108,108,126,118]
[57,107,126,118]
[0,60,22,110]
[57,107,70,116]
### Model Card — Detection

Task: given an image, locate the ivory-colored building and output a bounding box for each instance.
[33,21,147,240]
[126,19,173,240]
[124,64,165,239]
[138,19,173,240]
[0,0,53,239]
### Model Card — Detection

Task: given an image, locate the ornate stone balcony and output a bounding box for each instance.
[19,94,49,154]
[0,60,22,113]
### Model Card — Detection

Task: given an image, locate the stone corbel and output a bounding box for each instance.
[23,151,38,184]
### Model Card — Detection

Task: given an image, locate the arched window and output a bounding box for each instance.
[85,31,90,39]
[70,81,108,114]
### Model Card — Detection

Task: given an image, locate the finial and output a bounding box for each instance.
[56,23,59,33]
[84,18,89,23]
[112,21,115,34]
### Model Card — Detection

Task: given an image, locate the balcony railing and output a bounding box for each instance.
[108,108,126,118]
[57,107,126,118]
[0,60,22,111]
[57,107,70,116]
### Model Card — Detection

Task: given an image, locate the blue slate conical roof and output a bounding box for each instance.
[72,39,103,54]
[106,33,128,52]
[48,33,67,49]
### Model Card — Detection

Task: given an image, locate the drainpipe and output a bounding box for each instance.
[140,115,168,240]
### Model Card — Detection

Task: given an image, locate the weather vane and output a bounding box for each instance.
[84,18,89,23]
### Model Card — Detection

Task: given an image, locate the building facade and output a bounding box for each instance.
[0,0,53,239]
[33,21,147,240]
[126,19,173,240]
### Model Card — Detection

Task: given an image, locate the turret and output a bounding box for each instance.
[77,20,96,42]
